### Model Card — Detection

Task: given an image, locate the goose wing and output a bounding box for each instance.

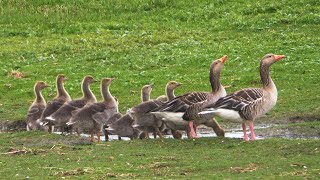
[40,99,65,119]
[208,88,263,111]
[131,100,164,114]
[27,106,43,120]
[157,92,211,112]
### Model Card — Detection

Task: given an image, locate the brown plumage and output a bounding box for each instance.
[156,81,182,102]
[153,55,228,138]
[199,54,285,141]
[44,75,97,134]
[128,100,165,138]
[39,74,71,133]
[67,78,117,142]
[105,84,153,140]
[26,81,49,131]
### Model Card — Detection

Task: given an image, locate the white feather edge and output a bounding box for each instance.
[198,108,243,122]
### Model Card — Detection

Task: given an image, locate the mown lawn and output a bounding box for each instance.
[0,131,319,179]
[0,1,319,179]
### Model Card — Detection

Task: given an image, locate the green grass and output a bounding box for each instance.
[0,131,319,179]
[0,1,319,179]
[0,0,319,120]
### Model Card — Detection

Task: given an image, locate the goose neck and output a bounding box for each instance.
[57,79,70,100]
[102,83,115,102]
[141,91,150,102]
[260,62,275,90]
[166,87,175,101]
[209,68,222,93]
[35,87,45,104]
[82,81,96,101]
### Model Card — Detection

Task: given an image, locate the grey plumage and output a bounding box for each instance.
[44,75,97,133]
[26,81,49,131]
[39,74,71,132]
[153,55,228,138]
[199,54,285,141]
[68,78,117,142]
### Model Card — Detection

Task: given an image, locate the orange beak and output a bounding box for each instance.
[219,55,228,63]
[274,55,285,61]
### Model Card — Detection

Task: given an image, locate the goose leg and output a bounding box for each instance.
[90,131,94,142]
[118,136,122,140]
[242,122,249,141]
[155,127,163,139]
[172,130,182,139]
[204,118,225,137]
[97,131,101,143]
[188,121,198,138]
[144,127,149,139]
[48,126,53,133]
[249,121,256,140]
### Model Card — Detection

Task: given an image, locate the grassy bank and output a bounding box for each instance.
[0,0,319,120]
[0,130,319,179]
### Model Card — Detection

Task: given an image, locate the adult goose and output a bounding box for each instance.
[198,54,285,141]
[105,84,153,140]
[39,74,71,133]
[152,55,228,138]
[26,81,49,131]
[156,81,182,102]
[67,78,117,142]
[44,75,97,133]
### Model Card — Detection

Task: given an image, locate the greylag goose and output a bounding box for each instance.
[141,84,153,102]
[156,81,182,102]
[67,78,117,142]
[198,54,285,141]
[44,75,97,133]
[39,74,71,133]
[26,81,49,131]
[128,100,165,138]
[105,84,154,140]
[152,55,228,138]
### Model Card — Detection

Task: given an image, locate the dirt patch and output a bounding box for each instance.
[0,120,26,132]
[288,116,320,123]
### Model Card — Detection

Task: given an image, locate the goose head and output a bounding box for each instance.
[261,54,285,66]
[141,84,153,95]
[83,75,97,84]
[166,81,182,90]
[35,81,49,90]
[57,74,67,83]
[101,77,114,86]
[210,55,227,72]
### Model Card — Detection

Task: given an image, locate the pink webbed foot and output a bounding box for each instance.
[188,121,198,139]
[249,121,256,140]
[242,122,249,141]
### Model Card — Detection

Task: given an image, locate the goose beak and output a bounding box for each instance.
[274,55,285,61]
[177,83,182,86]
[219,55,228,63]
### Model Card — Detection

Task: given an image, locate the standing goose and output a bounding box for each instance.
[44,75,97,133]
[198,54,285,141]
[128,99,165,139]
[39,74,71,133]
[67,78,117,142]
[105,84,153,140]
[26,81,49,131]
[156,81,182,102]
[152,55,228,138]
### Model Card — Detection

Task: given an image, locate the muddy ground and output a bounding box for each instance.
[0,116,319,140]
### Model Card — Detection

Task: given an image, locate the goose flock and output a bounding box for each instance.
[26,54,285,142]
